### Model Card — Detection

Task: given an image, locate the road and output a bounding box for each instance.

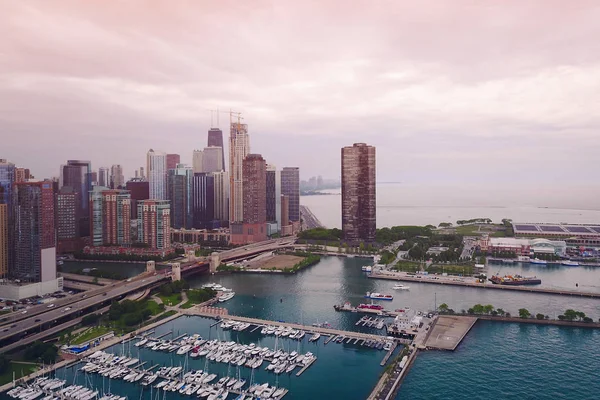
[0,274,166,342]
[300,205,324,229]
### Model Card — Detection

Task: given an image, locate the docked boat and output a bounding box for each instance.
[561,260,580,266]
[357,303,384,310]
[530,258,547,265]
[489,274,541,285]
[218,292,235,302]
[308,332,321,342]
[392,284,409,290]
[365,292,393,301]
[361,265,372,272]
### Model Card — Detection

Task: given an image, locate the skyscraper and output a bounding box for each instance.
[137,200,171,250]
[341,143,376,242]
[56,186,80,253]
[0,160,15,276]
[167,164,193,229]
[110,164,125,188]
[266,165,277,223]
[281,167,300,222]
[281,194,289,228]
[208,128,225,171]
[230,153,267,244]
[192,150,204,174]
[212,171,229,224]
[192,173,215,228]
[203,146,224,173]
[60,160,92,236]
[98,167,109,187]
[166,154,181,170]
[0,204,7,278]
[147,149,167,200]
[90,188,131,246]
[229,121,249,223]
[12,181,56,282]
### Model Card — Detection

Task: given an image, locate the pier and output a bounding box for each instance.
[154,330,172,339]
[369,272,600,298]
[296,357,316,376]
[380,342,398,366]
[424,316,478,351]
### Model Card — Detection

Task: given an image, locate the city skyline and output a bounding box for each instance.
[3,2,600,188]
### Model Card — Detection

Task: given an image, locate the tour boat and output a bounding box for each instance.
[218,292,235,302]
[561,260,579,267]
[529,258,547,265]
[357,303,384,310]
[361,265,373,272]
[365,292,394,301]
[392,284,410,290]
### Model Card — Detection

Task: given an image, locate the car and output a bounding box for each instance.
[35,318,41,322]
[103,293,107,296]
[63,307,71,312]
[126,279,132,282]
[2,328,8,332]
[47,304,54,308]
[21,310,27,314]
[82,294,86,298]
[10,324,16,328]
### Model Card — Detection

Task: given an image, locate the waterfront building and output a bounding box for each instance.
[212,170,229,224]
[513,223,600,241]
[125,179,149,219]
[166,153,180,170]
[56,186,82,253]
[110,164,125,188]
[137,199,171,250]
[167,164,193,229]
[12,181,56,282]
[147,149,167,200]
[341,143,376,242]
[202,146,224,173]
[171,228,230,245]
[192,172,215,229]
[281,167,300,222]
[208,128,226,171]
[481,237,567,257]
[0,204,7,278]
[60,160,92,236]
[98,167,109,187]
[231,154,267,244]
[192,150,204,174]
[89,188,132,247]
[229,121,249,223]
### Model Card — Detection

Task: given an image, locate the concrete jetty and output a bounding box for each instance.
[369,272,600,298]
[424,316,478,351]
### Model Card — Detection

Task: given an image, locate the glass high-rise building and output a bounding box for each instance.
[192,173,215,229]
[60,160,92,236]
[341,143,376,242]
[167,164,193,229]
[147,149,167,200]
[90,188,131,246]
[0,159,15,278]
[266,165,277,223]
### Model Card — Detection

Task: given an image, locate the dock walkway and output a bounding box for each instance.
[369,272,600,298]
[424,316,478,351]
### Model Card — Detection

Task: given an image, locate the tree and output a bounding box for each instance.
[536,313,545,320]
[472,304,485,315]
[518,308,531,319]
[564,309,578,321]
[483,304,495,315]
[496,308,505,317]
[583,317,593,323]
[438,303,449,314]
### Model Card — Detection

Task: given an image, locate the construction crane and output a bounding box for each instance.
[208,108,243,128]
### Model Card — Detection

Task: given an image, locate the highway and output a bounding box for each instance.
[0,274,166,343]
[300,205,324,229]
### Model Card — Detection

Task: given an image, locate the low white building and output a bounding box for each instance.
[0,277,64,301]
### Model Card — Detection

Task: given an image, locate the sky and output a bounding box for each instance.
[2,1,600,184]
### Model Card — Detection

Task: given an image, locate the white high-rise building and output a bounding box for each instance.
[229,122,249,223]
[212,170,229,223]
[192,150,204,174]
[110,164,125,188]
[203,146,224,173]
[147,149,167,200]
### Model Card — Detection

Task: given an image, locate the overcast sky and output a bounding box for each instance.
[2,1,600,184]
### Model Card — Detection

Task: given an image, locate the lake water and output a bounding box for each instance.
[301,183,600,228]
[7,256,600,399]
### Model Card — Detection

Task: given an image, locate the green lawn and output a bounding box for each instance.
[0,362,38,385]
[70,326,112,345]
[180,301,194,309]
[157,293,182,307]
[455,225,482,235]
[426,264,474,275]
[154,310,178,321]
[146,300,165,315]
[392,261,421,273]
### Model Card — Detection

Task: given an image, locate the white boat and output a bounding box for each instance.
[309,332,321,342]
[365,292,394,301]
[361,265,372,272]
[561,260,580,266]
[392,284,410,290]
[530,258,547,265]
[218,292,235,302]
[134,339,148,347]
